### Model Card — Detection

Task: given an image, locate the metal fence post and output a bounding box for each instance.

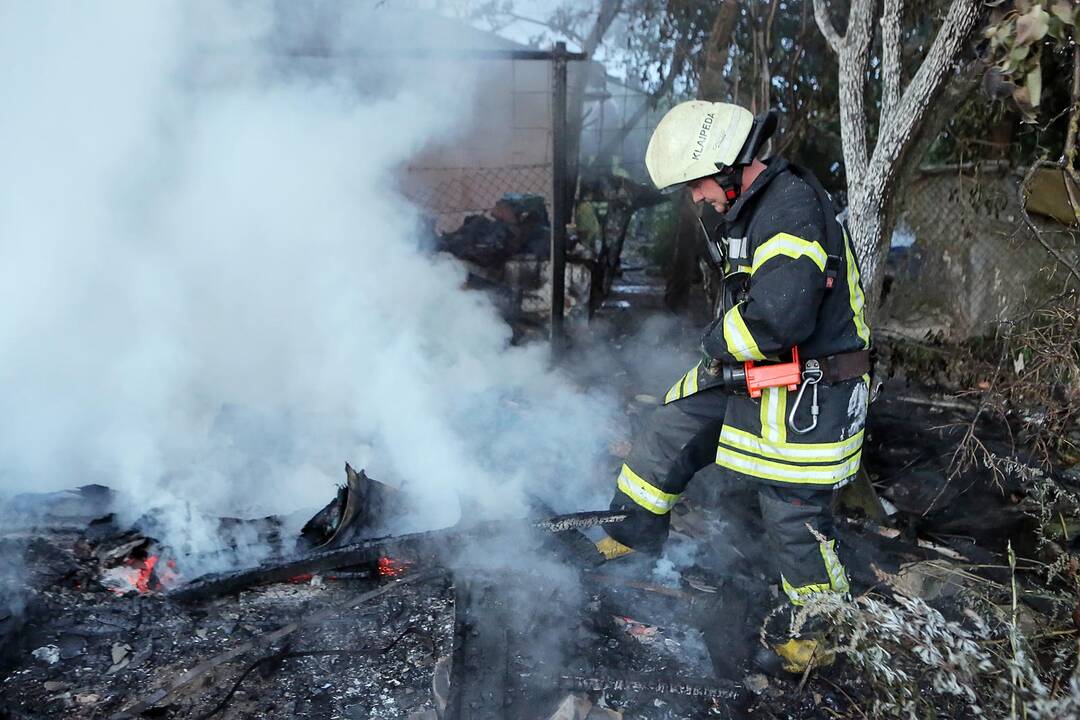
[550,41,568,357]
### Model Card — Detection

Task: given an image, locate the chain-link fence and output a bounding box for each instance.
[397,54,590,234]
[880,164,1079,339]
[401,164,553,234]
[579,77,665,184]
[397,57,664,234]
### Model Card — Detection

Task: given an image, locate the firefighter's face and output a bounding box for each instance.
[688,176,728,213]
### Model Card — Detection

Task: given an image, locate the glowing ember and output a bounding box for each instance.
[101,554,179,595]
[377,557,410,577]
[134,555,158,593]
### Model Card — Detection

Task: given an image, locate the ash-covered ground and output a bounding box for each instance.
[1,263,1043,720]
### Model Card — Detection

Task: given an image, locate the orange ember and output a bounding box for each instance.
[105,554,179,595]
[377,557,410,577]
[134,555,158,593]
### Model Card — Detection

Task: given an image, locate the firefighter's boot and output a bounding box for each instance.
[594,534,635,561]
[757,609,835,675]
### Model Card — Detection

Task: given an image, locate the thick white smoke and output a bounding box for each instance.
[0,1,617,570]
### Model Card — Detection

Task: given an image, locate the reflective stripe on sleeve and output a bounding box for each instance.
[722,304,766,361]
[844,233,871,347]
[750,233,828,275]
[616,463,680,515]
[715,447,862,485]
[719,425,864,463]
[663,363,700,404]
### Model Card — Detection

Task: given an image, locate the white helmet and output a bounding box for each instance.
[645,101,756,192]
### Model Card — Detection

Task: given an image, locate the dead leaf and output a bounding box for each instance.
[1052,0,1074,23]
[1016,6,1051,45]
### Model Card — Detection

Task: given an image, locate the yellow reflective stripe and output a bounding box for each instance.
[781,576,831,606]
[684,364,699,395]
[616,463,680,515]
[759,386,787,444]
[663,364,700,405]
[821,539,850,594]
[720,426,864,463]
[715,447,862,485]
[844,233,871,347]
[723,304,766,361]
[664,381,681,404]
[751,233,828,275]
[780,541,849,605]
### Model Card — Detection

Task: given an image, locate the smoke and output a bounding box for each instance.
[0,1,618,574]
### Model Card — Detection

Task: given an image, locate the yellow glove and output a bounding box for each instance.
[595,534,635,561]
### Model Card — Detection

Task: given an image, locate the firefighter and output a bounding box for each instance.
[595,101,872,673]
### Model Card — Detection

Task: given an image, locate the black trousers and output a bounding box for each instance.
[607,387,844,597]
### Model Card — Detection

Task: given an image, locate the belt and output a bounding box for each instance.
[809,349,871,384]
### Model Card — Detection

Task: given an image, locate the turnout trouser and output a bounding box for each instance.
[607,387,849,605]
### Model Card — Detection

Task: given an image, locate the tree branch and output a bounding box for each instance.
[597,40,689,159]
[881,0,902,119]
[1020,162,1080,286]
[702,0,742,100]
[813,0,844,54]
[868,0,981,199]
[581,0,624,57]
[837,0,875,190]
[501,12,586,44]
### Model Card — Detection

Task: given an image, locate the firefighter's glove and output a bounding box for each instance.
[595,534,635,561]
[700,346,723,377]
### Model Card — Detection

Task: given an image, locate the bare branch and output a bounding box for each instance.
[813,0,843,54]
[581,0,623,57]
[598,41,689,158]
[501,12,586,44]
[881,0,902,118]
[869,0,981,189]
[1020,162,1080,286]
[1064,45,1080,176]
[837,0,876,190]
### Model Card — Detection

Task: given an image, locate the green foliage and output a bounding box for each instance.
[984,0,1080,120]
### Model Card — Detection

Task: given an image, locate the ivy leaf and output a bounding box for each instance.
[1051,0,1074,24]
[1026,63,1043,107]
[1016,6,1051,45]
[1010,44,1031,62]
[1048,16,1066,41]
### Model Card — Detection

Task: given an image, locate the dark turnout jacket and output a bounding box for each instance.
[662,158,872,487]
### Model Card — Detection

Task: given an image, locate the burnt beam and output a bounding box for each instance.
[171,510,629,602]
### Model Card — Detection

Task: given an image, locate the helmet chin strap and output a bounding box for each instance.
[715,165,743,203]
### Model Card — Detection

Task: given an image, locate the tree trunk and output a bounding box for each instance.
[813,0,983,317]
[700,0,742,101]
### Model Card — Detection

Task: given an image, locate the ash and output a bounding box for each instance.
[1,517,455,720]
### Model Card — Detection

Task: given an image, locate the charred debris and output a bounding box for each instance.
[6,375,1079,720]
